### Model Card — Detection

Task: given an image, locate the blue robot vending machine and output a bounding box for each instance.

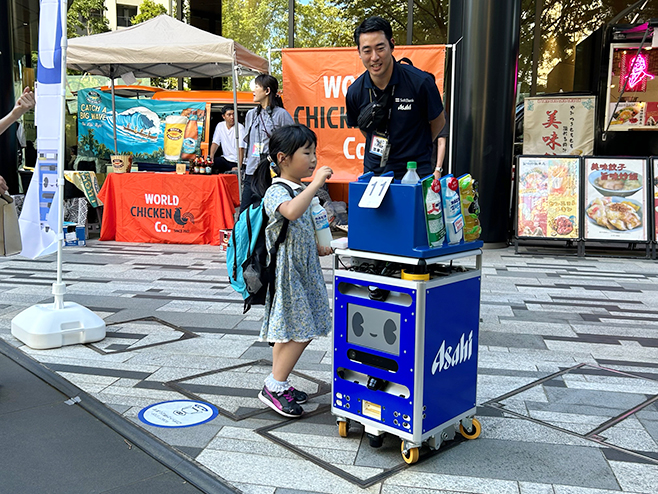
[332,177,484,464]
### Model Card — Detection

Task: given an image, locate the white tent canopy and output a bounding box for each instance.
[67,15,268,79]
[66,15,264,192]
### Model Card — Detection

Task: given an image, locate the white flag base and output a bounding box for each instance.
[11,302,106,350]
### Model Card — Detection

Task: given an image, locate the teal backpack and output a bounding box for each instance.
[227,183,294,313]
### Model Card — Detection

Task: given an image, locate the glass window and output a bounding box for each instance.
[117,5,137,28]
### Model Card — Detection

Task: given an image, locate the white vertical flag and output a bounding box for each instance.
[19,0,66,258]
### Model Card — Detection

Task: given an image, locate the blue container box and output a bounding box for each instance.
[63,222,86,247]
[348,173,482,258]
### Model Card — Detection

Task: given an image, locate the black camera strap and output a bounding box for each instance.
[368,85,396,137]
[369,85,395,168]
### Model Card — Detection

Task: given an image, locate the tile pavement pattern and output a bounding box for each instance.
[1,242,658,493]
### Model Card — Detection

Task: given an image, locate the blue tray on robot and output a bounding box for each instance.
[348,172,483,259]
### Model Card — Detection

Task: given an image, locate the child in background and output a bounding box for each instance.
[251,124,333,418]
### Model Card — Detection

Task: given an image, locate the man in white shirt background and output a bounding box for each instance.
[210,105,245,174]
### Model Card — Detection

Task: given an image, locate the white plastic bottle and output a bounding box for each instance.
[401,161,420,185]
[440,175,464,245]
[311,197,333,249]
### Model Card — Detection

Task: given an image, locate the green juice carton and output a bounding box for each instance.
[421,175,446,248]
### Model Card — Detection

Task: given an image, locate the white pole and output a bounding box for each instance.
[111,70,118,154]
[232,59,242,201]
[447,38,461,176]
[52,0,68,310]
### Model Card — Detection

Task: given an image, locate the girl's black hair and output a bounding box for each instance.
[254,74,284,110]
[252,124,317,199]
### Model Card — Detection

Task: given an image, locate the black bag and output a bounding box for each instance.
[357,92,391,133]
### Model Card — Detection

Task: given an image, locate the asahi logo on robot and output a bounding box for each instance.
[431,331,473,374]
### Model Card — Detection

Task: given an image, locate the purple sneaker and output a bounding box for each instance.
[287,386,308,404]
[259,386,303,418]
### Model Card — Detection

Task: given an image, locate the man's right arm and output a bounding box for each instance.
[210,142,219,158]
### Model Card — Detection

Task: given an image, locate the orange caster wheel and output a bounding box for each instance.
[459,417,481,440]
[401,442,419,464]
[338,421,349,437]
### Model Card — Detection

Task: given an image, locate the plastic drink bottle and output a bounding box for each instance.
[458,174,481,241]
[440,174,464,245]
[401,161,421,184]
[311,197,333,249]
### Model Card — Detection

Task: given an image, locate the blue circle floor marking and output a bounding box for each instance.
[138,400,219,428]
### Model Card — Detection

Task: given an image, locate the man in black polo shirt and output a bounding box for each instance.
[346,16,446,180]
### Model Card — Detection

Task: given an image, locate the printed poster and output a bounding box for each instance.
[584,157,648,241]
[517,157,580,239]
[523,96,595,155]
[77,88,205,163]
[608,101,645,129]
[645,102,658,127]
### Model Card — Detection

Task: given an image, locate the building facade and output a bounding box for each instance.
[104,0,171,31]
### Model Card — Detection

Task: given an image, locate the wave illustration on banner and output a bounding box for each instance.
[114,107,161,143]
[78,88,205,162]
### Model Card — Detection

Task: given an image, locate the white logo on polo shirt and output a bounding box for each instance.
[397,104,412,111]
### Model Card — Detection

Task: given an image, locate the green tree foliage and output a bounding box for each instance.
[67,0,110,38]
[295,0,355,48]
[131,0,168,25]
[222,0,353,85]
[338,0,448,44]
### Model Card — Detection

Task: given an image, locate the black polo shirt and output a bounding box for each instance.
[346,59,444,179]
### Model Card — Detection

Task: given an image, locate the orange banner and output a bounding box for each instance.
[98,173,240,245]
[282,45,446,182]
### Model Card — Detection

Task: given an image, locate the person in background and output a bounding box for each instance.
[209,105,245,174]
[434,113,449,180]
[251,124,333,418]
[239,74,294,212]
[0,87,35,194]
[346,16,445,180]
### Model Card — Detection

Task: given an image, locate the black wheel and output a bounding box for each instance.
[367,433,383,448]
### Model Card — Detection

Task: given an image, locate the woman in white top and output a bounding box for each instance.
[239,74,294,212]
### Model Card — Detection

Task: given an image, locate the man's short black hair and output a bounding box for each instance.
[354,16,394,49]
[221,105,234,114]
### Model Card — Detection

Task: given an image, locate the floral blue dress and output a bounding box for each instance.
[260,181,331,343]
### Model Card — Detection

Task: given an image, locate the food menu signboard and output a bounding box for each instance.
[584,158,648,241]
[517,157,580,239]
[523,96,595,155]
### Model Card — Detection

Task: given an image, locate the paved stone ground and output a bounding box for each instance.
[1,241,657,494]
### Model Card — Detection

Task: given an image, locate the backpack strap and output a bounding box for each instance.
[265,182,296,305]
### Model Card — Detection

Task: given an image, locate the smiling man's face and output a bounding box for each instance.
[357,31,394,82]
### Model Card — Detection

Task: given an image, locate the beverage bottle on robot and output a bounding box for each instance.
[401,161,420,185]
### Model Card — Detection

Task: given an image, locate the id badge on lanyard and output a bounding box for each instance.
[370,132,391,168]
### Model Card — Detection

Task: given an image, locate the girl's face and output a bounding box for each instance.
[279,142,317,184]
[253,84,269,107]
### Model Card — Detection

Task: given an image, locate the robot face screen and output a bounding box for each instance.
[346,304,401,356]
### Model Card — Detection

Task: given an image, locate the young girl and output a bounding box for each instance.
[240,74,294,213]
[252,124,333,418]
